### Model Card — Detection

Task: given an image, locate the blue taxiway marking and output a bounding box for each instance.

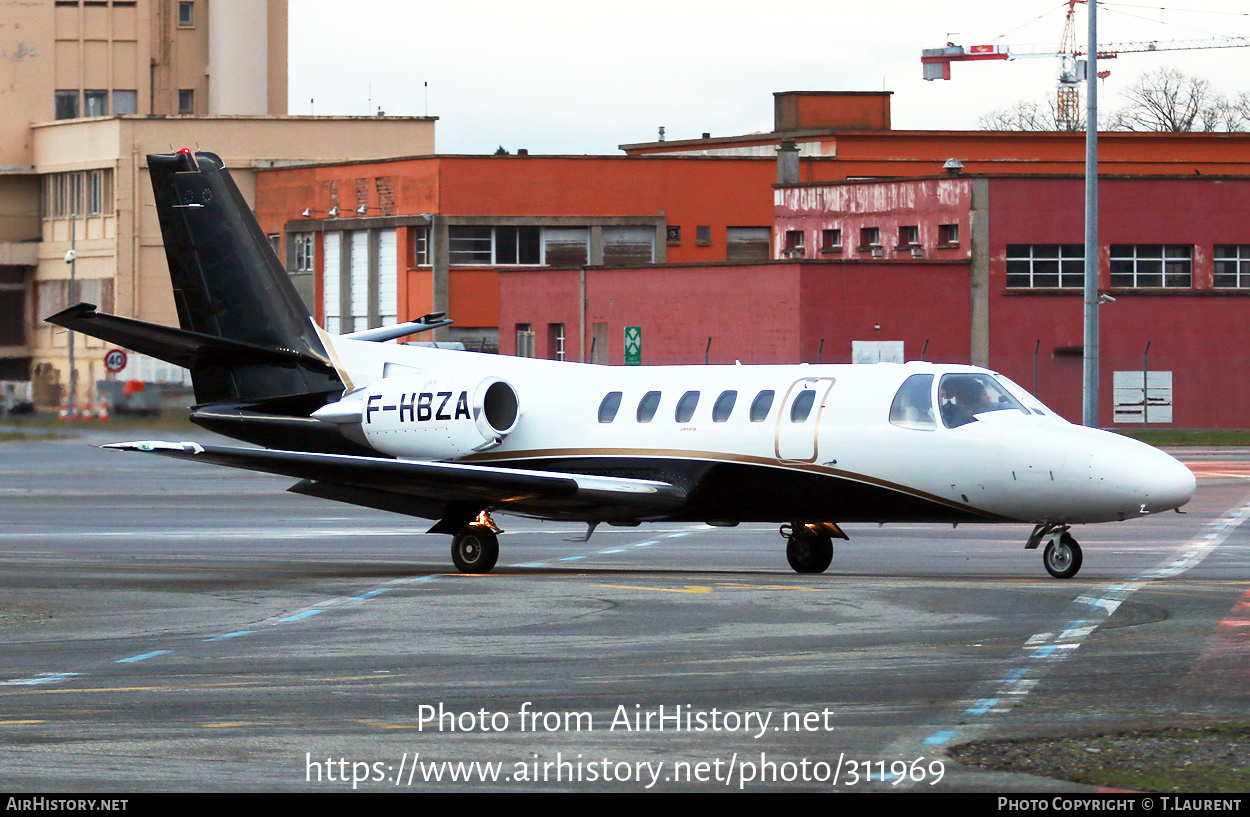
[352,588,392,600]
[279,610,324,622]
[203,631,253,642]
[923,730,958,746]
[559,555,586,562]
[965,698,998,716]
[6,673,80,686]
[116,650,171,663]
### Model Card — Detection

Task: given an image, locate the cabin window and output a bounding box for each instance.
[790,390,816,423]
[675,390,699,423]
[889,374,936,430]
[712,390,737,422]
[939,373,1027,428]
[598,392,622,423]
[749,390,774,422]
[637,391,661,423]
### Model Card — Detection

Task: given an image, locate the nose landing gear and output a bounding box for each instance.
[1028,523,1083,579]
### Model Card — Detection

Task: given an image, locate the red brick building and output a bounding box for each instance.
[503,174,1250,428]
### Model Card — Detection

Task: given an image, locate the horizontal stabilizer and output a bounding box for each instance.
[45,303,335,374]
[343,317,453,343]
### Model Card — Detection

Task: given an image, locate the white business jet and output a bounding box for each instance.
[48,151,1195,578]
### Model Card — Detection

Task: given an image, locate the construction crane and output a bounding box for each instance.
[922,0,1250,129]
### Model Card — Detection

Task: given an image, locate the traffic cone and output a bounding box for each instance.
[59,396,69,421]
[96,396,109,422]
[79,399,91,420]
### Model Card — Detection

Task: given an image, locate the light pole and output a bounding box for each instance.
[1082,0,1100,427]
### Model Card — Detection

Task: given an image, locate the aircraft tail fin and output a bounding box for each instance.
[143,149,343,405]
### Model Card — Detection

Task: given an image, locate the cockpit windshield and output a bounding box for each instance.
[939,373,1028,428]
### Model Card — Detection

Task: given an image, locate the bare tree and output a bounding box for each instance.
[980,69,1250,133]
[1108,68,1248,133]
[979,98,1083,132]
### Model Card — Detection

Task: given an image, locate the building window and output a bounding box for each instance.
[602,226,655,266]
[113,89,137,115]
[1110,245,1191,289]
[446,226,582,266]
[178,89,194,115]
[55,90,78,120]
[449,226,493,265]
[268,234,281,259]
[0,267,25,346]
[177,1,194,27]
[897,225,919,248]
[820,229,842,253]
[783,230,804,258]
[547,323,565,361]
[726,226,770,261]
[413,228,429,265]
[696,225,711,246]
[40,170,112,218]
[515,324,535,358]
[666,225,681,245]
[1214,245,1250,288]
[1006,244,1085,289]
[294,234,315,272]
[938,224,960,246]
[858,226,881,250]
[494,226,542,265]
[83,90,108,117]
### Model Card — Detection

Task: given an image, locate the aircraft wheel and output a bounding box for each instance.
[786,530,833,574]
[1043,532,1082,579]
[451,526,499,574]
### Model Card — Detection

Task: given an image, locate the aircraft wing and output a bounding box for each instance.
[103,441,687,530]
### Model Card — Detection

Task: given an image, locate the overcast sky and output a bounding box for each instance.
[288,0,1250,155]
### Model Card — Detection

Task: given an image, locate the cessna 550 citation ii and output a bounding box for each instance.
[47,150,1196,578]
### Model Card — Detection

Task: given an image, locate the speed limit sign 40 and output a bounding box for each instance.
[104,348,128,373]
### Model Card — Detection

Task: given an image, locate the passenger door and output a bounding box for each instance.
[774,378,835,463]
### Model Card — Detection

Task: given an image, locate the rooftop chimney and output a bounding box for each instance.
[777,139,800,185]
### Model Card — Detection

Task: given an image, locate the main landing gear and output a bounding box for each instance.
[1027,523,1083,579]
[451,511,502,574]
[780,522,849,574]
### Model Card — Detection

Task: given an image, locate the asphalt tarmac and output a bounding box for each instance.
[1,429,1248,792]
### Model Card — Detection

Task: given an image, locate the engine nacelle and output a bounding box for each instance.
[333,374,520,460]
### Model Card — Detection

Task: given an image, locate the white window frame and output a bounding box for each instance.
[1005,244,1085,289]
[1109,244,1191,289]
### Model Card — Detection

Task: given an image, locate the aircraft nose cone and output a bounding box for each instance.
[1089,439,1196,515]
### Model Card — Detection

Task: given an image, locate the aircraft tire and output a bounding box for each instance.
[786,531,833,574]
[451,526,499,574]
[1043,533,1082,579]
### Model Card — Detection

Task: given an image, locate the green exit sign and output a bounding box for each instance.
[624,326,642,366]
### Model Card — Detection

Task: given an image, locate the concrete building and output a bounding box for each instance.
[0,1,438,407]
[503,174,1250,429]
